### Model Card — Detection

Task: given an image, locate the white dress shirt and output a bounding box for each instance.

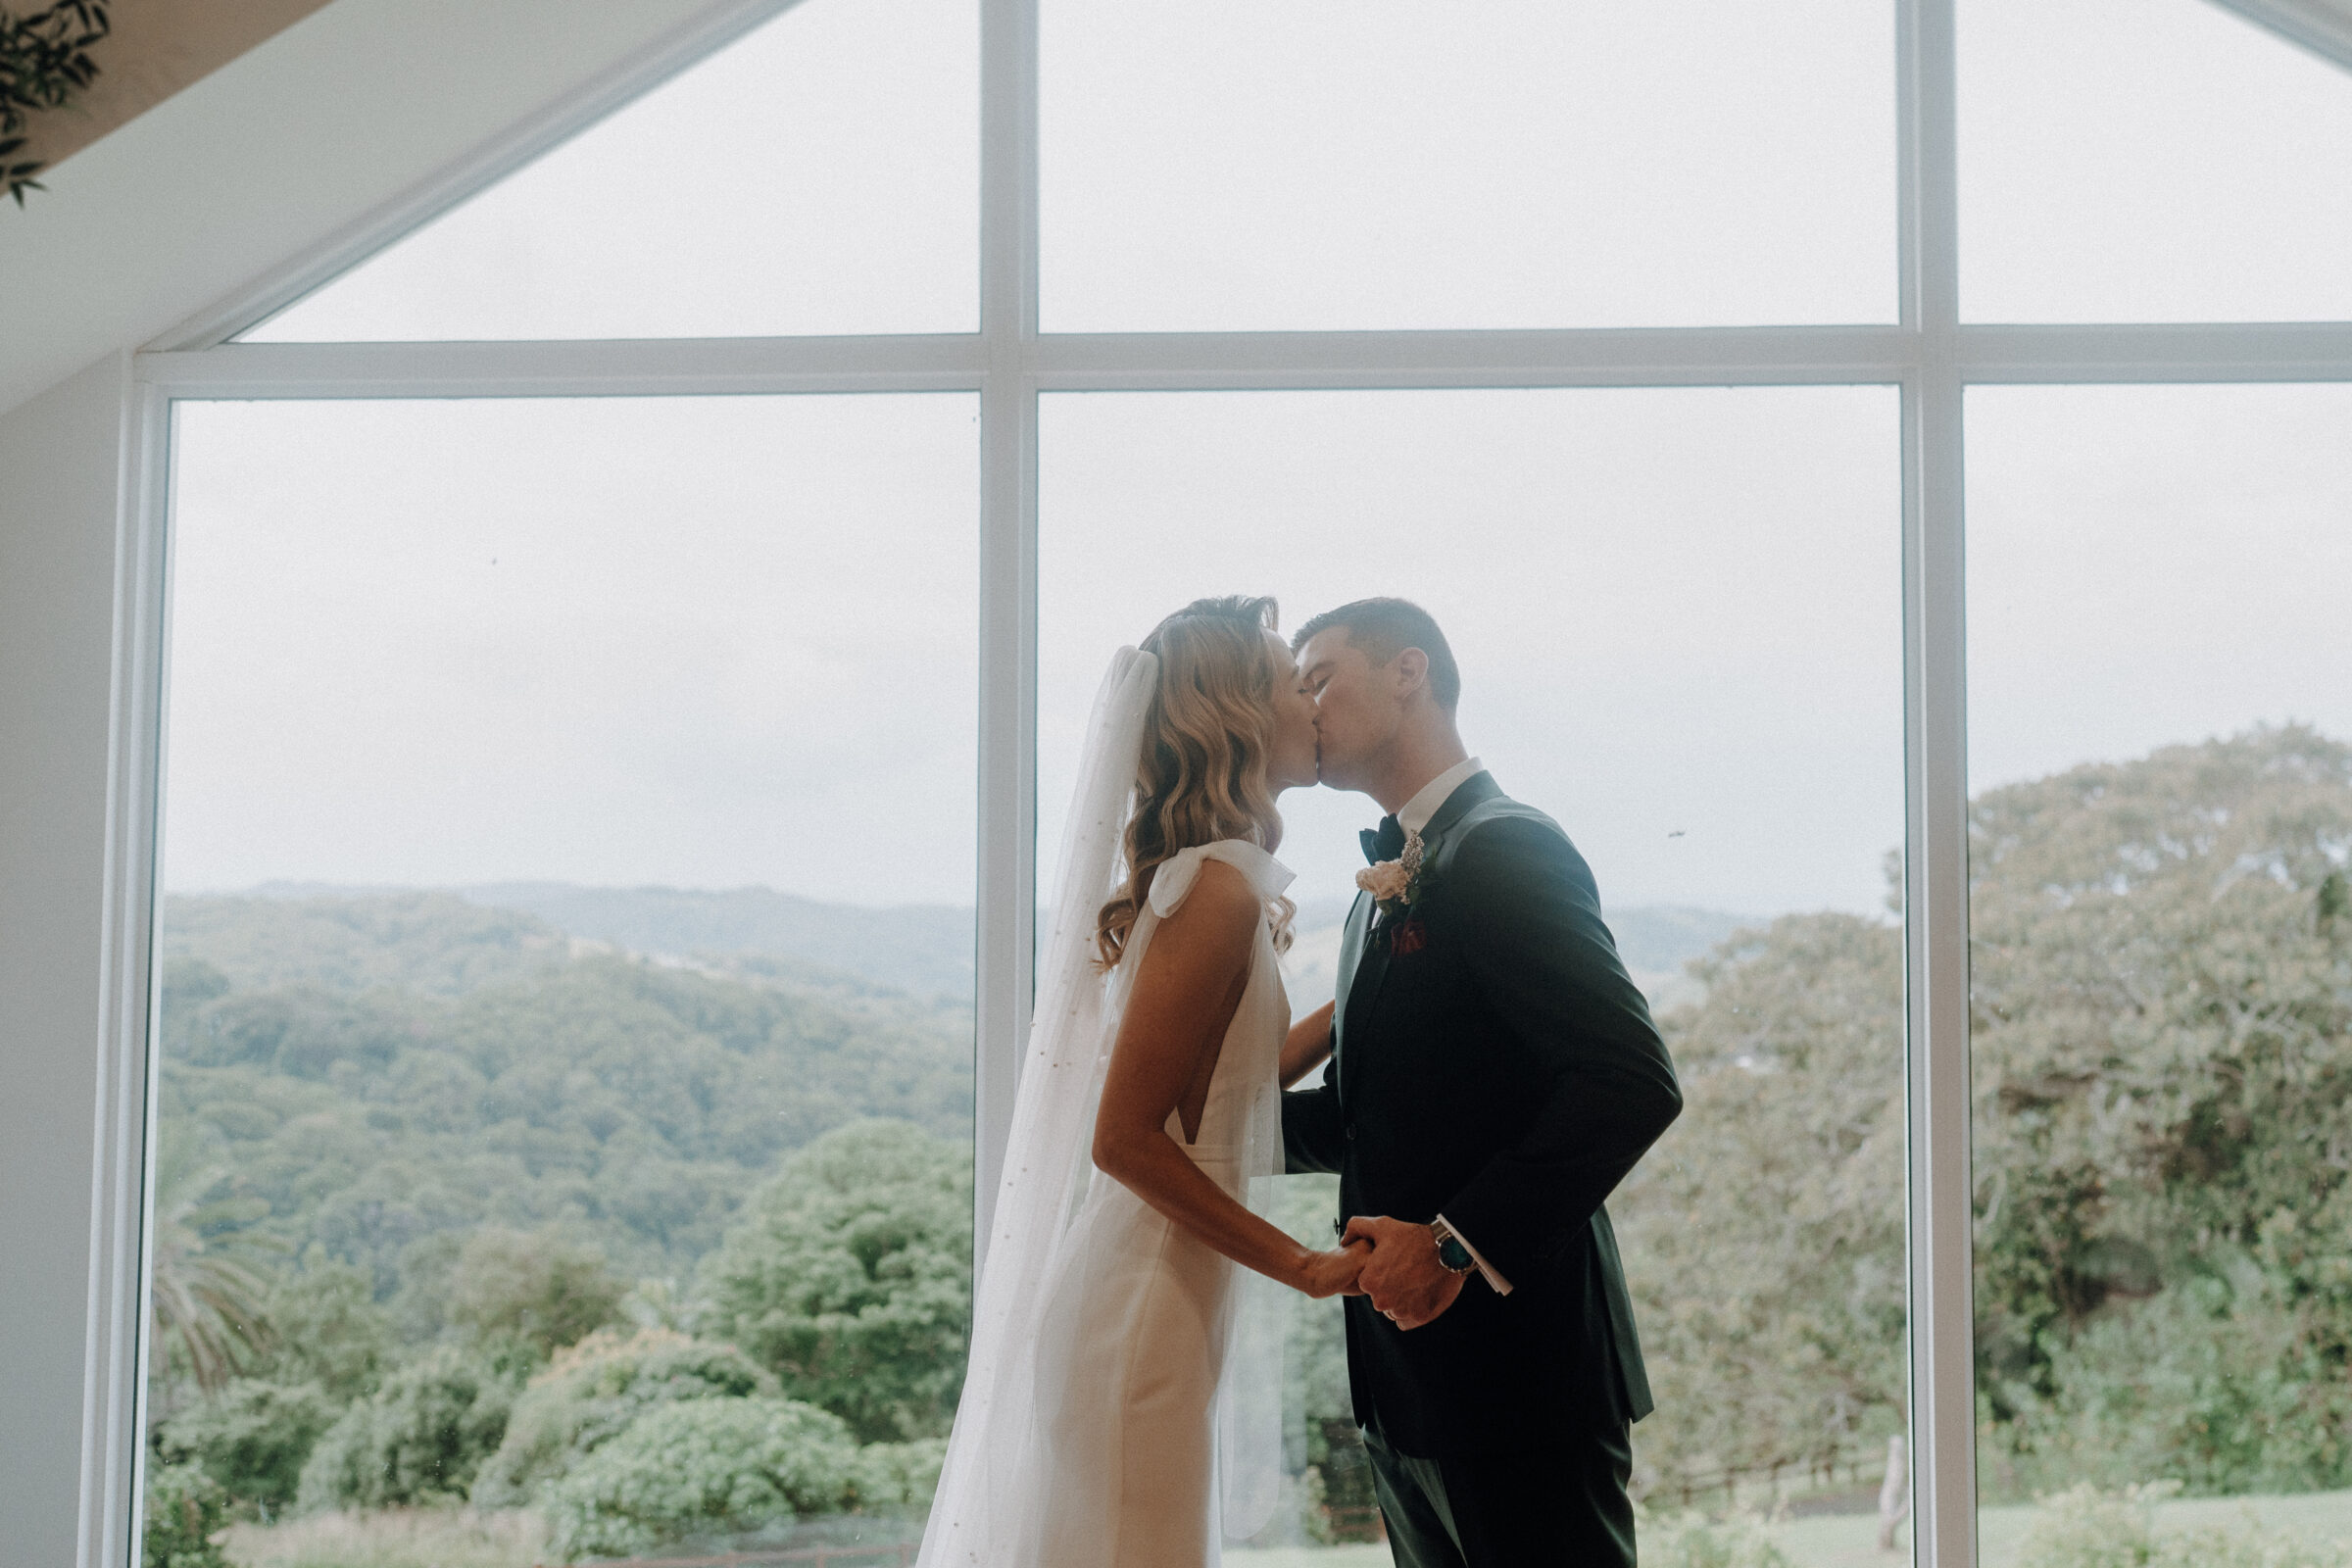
[1396,755,1485,838]
[1388,757,1516,1297]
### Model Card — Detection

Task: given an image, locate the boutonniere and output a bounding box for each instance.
[1357,829,1432,954]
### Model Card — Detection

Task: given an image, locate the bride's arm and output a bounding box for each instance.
[1093,862,1365,1299]
[1279,1001,1336,1089]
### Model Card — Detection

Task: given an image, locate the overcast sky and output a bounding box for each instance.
[1039,389,1903,917]
[170,0,2352,914]
[165,397,980,901]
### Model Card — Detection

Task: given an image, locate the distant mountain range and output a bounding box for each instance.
[232,880,975,1002]
[1279,900,1752,1015]
[1606,905,1759,981]
[460,882,975,1002]
[208,882,1756,1009]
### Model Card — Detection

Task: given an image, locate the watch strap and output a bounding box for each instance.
[1429,1219,1475,1274]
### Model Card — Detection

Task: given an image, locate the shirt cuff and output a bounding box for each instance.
[1435,1213,1514,1297]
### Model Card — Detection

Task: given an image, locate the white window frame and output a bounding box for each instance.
[88,1,2352,1563]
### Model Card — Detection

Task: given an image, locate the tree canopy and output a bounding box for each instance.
[1968,726,2352,1494]
[1617,724,2352,1501]
[696,1120,975,1444]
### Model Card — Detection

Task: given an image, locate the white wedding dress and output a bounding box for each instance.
[918,649,1294,1568]
[1021,838,1293,1565]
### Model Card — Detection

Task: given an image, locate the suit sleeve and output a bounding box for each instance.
[1437,815,1683,1283]
[1282,1079,1347,1175]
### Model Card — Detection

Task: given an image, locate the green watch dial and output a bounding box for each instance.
[1436,1234,1474,1272]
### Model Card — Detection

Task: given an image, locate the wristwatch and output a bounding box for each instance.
[1428,1217,1476,1276]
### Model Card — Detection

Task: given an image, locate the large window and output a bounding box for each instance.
[1965,385,2352,1556]
[112,0,2352,1563]
[1041,387,1908,1548]
[148,395,976,1563]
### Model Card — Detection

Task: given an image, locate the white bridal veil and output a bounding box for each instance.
[917,646,1286,1565]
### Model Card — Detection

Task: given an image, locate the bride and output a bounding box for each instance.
[918,596,1368,1568]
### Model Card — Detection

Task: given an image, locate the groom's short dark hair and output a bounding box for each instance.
[1292,598,1461,712]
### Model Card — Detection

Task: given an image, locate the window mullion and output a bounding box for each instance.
[1901,0,1978,1565]
[90,377,177,1568]
[973,0,1042,1268]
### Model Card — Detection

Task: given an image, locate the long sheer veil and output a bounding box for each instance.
[916,646,1156,1566]
[916,645,1286,1565]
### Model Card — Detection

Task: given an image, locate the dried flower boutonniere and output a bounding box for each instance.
[1356,829,1432,953]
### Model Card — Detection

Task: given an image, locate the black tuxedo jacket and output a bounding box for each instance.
[1282,771,1682,1458]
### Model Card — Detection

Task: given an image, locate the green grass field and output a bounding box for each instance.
[221,1507,546,1568]
[218,1490,2352,1568]
[1768,1487,2352,1568]
[1226,1488,2352,1568]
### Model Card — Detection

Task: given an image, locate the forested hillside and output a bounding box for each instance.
[157,894,973,1292]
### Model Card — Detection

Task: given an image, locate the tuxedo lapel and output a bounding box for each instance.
[1331,891,1375,1100]
[1339,898,1393,1081]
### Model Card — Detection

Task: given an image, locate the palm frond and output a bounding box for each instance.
[148,1140,284,1392]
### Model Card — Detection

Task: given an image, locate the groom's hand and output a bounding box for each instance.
[1343,1215,1469,1330]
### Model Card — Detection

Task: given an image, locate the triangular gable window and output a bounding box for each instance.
[1038,0,1900,331]
[244,0,977,342]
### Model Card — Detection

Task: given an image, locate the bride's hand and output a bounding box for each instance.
[1298,1239,1372,1299]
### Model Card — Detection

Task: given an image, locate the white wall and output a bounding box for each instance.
[0,354,133,1566]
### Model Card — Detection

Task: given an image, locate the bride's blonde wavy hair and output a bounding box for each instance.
[1095,596,1298,967]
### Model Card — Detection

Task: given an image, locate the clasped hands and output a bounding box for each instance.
[1315,1215,1469,1330]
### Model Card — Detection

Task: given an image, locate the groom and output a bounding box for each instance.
[1281,599,1683,1567]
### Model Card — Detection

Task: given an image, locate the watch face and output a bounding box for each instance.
[1437,1236,1474,1272]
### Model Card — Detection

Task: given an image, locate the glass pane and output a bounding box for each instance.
[144,397,975,1561]
[1968,385,2352,1551]
[1043,388,1911,1559]
[1960,0,2352,323]
[1041,1,1896,332]
[245,0,978,341]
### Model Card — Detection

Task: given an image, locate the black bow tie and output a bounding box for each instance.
[1360,815,1406,865]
